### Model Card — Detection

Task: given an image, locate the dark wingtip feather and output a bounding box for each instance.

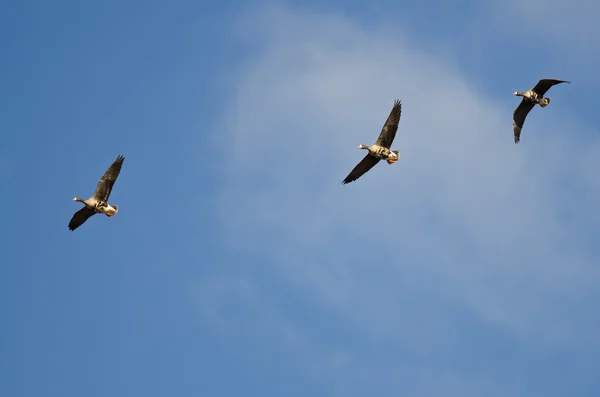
[392,100,402,120]
[342,175,358,185]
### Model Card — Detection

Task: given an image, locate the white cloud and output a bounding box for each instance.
[197,4,600,395]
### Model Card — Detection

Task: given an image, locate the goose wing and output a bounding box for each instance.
[342,154,380,184]
[513,98,536,143]
[531,79,570,96]
[93,155,125,202]
[375,100,402,149]
[68,207,96,231]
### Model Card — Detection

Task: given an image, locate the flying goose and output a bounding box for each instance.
[342,99,402,184]
[68,155,125,231]
[513,78,570,143]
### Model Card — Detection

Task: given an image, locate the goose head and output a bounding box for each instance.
[358,144,368,150]
[513,91,522,97]
[73,196,84,203]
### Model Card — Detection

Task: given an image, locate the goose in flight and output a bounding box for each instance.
[513,79,570,143]
[68,155,125,231]
[342,99,402,184]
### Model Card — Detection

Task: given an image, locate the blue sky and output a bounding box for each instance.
[2,1,600,396]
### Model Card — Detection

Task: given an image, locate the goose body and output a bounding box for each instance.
[359,144,400,163]
[69,155,125,231]
[512,78,570,143]
[343,100,402,184]
[73,196,119,216]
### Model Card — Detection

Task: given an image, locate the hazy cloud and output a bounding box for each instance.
[491,0,600,58]
[198,4,600,396]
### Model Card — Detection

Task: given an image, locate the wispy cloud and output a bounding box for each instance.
[197,4,600,395]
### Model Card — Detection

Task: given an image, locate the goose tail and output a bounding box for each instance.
[386,151,400,164]
[539,97,550,107]
[105,205,118,217]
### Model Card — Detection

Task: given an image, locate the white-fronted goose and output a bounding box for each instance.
[342,99,402,184]
[69,155,125,231]
[513,79,570,143]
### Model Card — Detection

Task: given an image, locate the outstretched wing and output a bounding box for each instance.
[68,207,96,231]
[512,98,535,143]
[94,155,125,202]
[375,100,402,149]
[342,154,381,184]
[531,79,570,96]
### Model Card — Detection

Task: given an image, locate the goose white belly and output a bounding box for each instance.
[368,145,399,163]
[368,145,392,159]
